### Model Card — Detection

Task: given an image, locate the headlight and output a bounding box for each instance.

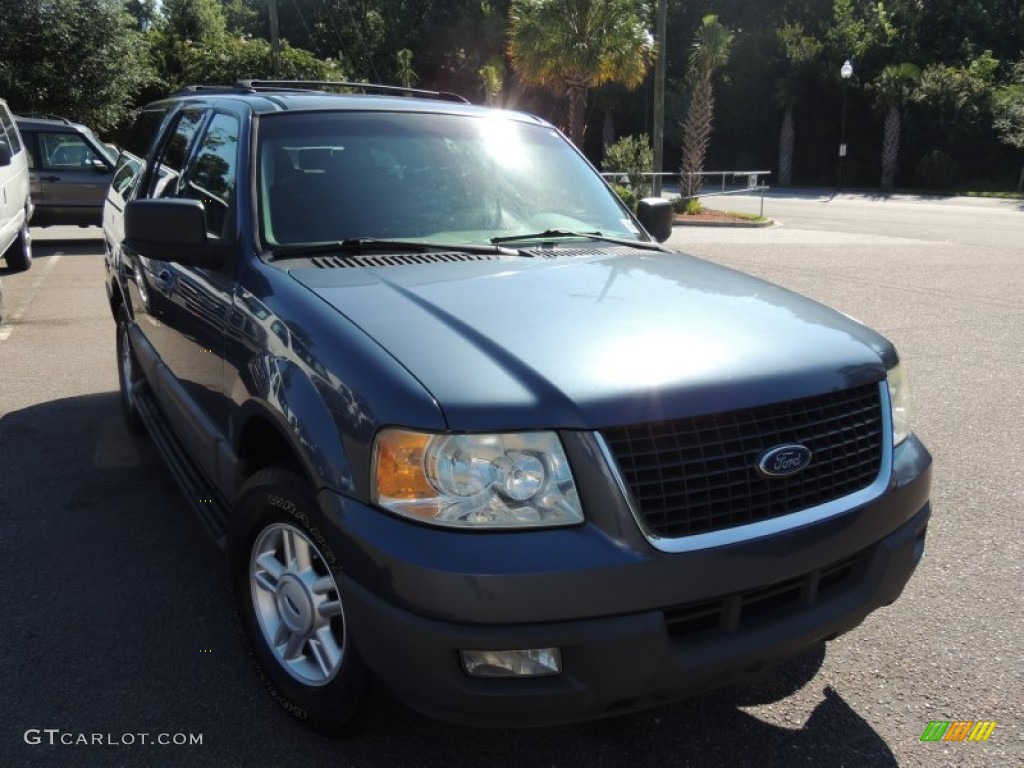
[887,362,911,446]
[372,429,583,529]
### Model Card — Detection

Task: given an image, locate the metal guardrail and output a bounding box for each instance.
[601,170,772,217]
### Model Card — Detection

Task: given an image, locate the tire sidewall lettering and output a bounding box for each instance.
[260,671,309,719]
[264,492,339,573]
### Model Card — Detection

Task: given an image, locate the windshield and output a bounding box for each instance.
[257,111,641,247]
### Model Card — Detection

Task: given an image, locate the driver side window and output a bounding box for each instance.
[179,113,240,240]
[147,109,205,199]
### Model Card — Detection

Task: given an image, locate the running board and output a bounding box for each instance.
[133,381,229,548]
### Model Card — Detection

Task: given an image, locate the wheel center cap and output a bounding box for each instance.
[275,574,314,635]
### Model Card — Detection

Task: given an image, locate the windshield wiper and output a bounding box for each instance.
[269,237,520,259]
[490,229,666,251]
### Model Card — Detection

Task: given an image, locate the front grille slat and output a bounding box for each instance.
[603,383,884,539]
[664,552,864,644]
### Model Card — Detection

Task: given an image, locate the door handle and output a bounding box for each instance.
[153,269,176,293]
[41,176,61,182]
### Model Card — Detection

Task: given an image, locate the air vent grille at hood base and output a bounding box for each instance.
[311,252,500,268]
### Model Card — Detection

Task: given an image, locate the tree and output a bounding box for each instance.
[994,61,1024,191]
[161,0,226,42]
[826,0,896,71]
[773,23,823,186]
[479,61,504,106]
[125,0,159,31]
[870,63,920,189]
[150,0,342,92]
[679,15,733,199]
[603,134,654,206]
[507,0,653,147]
[913,52,998,150]
[0,0,153,133]
[148,0,228,89]
[396,49,418,88]
[174,37,343,87]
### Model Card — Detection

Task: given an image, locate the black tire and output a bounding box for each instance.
[227,465,370,735]
[3,217,32,272]
[115,305,144,433]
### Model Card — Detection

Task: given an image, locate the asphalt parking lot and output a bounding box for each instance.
[1,194,1021,767]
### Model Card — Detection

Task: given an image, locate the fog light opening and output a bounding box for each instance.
[460,648,562,678]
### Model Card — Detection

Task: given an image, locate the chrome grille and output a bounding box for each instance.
[602,383,884,539]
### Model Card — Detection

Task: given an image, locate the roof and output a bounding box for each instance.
[14,114,85,130]
[156,80,547,124]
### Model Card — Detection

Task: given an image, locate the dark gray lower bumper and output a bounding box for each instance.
[339,501,929,727]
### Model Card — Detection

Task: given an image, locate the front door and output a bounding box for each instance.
[30,128,114,225]
[131,108,242,472]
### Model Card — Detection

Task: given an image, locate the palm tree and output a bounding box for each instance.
[773,24,822,187]
[479,60,504,106]
[508,0,653,147]
[680,15,733,199]
[871,63,920,189]
[395,49,417,89]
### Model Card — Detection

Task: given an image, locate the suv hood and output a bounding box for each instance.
[290,251,894,430]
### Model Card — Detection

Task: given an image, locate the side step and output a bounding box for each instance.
[133,382,229,548]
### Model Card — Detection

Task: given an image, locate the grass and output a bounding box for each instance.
[964,190,1024,199]
[720,210,769,221]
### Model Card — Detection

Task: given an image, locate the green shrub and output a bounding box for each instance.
[609,182,638,211]
[913,150,959,189]
[603,135,653,206]
[672,196,702,215]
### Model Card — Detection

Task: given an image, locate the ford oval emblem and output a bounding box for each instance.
[757,444,812,478]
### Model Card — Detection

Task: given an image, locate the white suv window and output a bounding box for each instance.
[0,105,22,153]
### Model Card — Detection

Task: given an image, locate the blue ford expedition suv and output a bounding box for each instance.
[103,81,932,733]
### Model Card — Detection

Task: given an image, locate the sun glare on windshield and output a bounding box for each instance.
[477,116,533,172]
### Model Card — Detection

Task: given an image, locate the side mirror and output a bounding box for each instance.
[90,158,111,173]
[0,140,11,167]
[636,197,674,243]
[125,198,226,269]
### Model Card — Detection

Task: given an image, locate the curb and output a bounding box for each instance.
[673,217,775,228]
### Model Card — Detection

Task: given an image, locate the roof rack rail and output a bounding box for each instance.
[172,85,249,96]
[233,80,470,104]
[15,112,74,125]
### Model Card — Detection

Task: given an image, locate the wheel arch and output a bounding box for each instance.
[107,274,126,318]
[232,359,358,500]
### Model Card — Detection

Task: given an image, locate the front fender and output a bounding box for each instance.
[233,355,355,495]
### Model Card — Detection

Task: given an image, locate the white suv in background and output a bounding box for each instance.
[0,98,33,274]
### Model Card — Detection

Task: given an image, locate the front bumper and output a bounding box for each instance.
[338,501,929,726]
[322,434,931,726]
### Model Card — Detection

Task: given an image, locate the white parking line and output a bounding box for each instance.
[0,253,63,340]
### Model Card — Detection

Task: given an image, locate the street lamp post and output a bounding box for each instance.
[838,59,853,190]
[652,0,668,197]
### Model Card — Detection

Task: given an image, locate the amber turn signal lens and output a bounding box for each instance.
[373,429,434,501]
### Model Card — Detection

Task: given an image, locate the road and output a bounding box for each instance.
[699,187,1024,248]
[1,199,1021,767]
